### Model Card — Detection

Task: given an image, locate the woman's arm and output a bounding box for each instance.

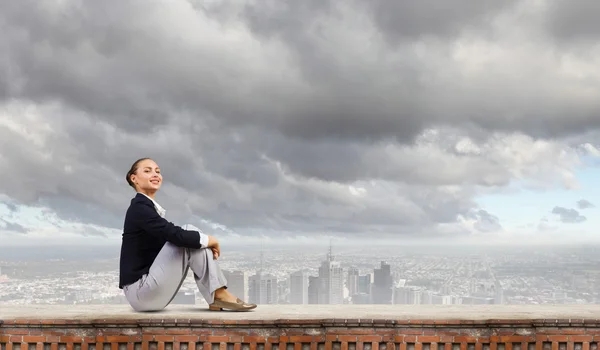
[132,202,203,248]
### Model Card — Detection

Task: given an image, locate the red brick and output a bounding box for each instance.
[454,336,477,343]
[155,336,175,342]
[338,336,357,342]
[344,330,374,335]
[397,330,425,336]
[106,336,132,343]
[22,336,46,343]
[360,336,383,343]
[290,336,314,342]
[497,330,519,336]
[548,336,569,342]
[404,336,417,343]
[228,336,243,343]
[381,335,395,343]
[570,336,593,342]
[165,329,192,335]
[547,329,586,335]
[206,336,229,343]
[174,336,199,342]
[418,336,440,343]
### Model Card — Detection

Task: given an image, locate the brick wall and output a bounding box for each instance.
[2,318,599,350]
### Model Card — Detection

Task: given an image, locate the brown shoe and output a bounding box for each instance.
[209,298,257,311]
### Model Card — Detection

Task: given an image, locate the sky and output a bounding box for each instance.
[1,0,600,247]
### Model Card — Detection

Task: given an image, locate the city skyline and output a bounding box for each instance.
[2,243,600,306]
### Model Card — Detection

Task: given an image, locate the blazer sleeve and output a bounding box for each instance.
[133,202,203,249]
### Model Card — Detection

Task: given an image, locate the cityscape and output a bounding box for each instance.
[1,242,599,306]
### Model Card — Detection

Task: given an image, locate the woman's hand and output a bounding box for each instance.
[207,235,220,260]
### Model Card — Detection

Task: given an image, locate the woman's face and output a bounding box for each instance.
[131,159,162,193]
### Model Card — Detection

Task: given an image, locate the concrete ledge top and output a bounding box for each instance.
[2,305,600,325]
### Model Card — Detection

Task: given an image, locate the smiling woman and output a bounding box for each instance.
[118,157,256,312]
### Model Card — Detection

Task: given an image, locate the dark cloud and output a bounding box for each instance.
[365,0,519,43]
[0,0,599,146]
[577,199,595,210]
[1,219,29,234]
[0,0,598,241]
[545,0,600,42]
[5,202,18,212]
[551,206,586,224]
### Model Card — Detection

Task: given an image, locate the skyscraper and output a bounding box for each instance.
[318,244,344,304]
[222,270,248,302]
[347,267,359,297]
[248,272,278,304]
[308,276,319,304]
[358,273,372,295]
[289,270,309,304]
[373,261,393,304]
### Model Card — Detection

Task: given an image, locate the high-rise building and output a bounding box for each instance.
[248,272,278,304]
[347,267,359,297]
[494,281,504,304]
[222,270,248,302]
[373,261,393,304]
[358,273,372,295]
[318,245,344,304]
[289,270,309,304]
[308,276,319,304]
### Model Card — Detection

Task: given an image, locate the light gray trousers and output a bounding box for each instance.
[123,242,228,312]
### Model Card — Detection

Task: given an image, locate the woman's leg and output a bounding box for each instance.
[123,242,189,311]
[124,241,254,311]
[187,246,228,304]
[188,247,256,310]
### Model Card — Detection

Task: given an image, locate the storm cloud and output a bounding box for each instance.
[1,0,599,241]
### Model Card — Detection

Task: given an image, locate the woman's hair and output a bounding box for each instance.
[126,157,152,190]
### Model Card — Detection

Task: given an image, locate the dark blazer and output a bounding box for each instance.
[118,193,203,289]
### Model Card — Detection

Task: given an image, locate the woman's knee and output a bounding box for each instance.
[190,247,211,257]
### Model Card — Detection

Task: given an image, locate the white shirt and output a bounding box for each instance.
[138,192,209,248]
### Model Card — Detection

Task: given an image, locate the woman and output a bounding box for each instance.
[118,157,256,312]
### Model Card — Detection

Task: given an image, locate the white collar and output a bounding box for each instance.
[138,192,166,218]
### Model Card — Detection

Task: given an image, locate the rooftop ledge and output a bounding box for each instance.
[3,305,600,326]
